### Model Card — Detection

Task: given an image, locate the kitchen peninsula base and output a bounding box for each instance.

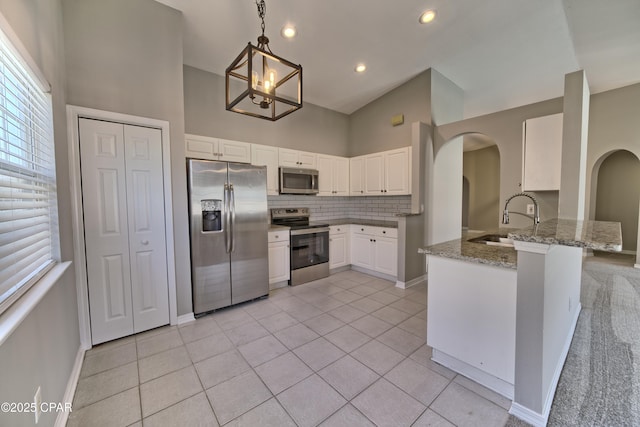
[420,219,622,427]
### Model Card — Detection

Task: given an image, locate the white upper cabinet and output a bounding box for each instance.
[522,113,563,191]
[185,134,250,163]
[364,153,385,195]
[350,156,365,196]
[251,144,279,195]
[385,147,411,195]
[354,147,411,196]
[317,154,350,196]
[218,138,251,163]
[278,148,317,169]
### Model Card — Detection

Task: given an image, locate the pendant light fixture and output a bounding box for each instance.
[225,0,303,121]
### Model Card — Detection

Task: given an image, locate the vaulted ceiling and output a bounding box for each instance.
[155,0,640,119]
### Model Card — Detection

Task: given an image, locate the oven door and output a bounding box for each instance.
[290,228,329,270]
[279,167,319,194]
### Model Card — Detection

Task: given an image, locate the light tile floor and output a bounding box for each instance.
[67,270,512,427]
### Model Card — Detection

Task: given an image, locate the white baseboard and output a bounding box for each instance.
[432,349,514,400]
[269,280,289,291]
[395,274,427,289]
[55,346,85,427]
[509,303,582,427]
[509,402,547,427]
[634,263,640,269]
[176,313,195,325]
[350,265,396,282]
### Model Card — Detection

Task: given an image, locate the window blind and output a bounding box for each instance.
[0,25,56,314]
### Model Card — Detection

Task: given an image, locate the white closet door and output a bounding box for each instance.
[124,125,169,333]
[80,118,134,344]
[80,118,169,344]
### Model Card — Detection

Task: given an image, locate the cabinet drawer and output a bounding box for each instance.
[330,225,348,235]
[352,225,374,235]
[268,230,290,243]
[373,227,397,238]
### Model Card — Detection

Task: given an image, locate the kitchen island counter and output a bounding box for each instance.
[420,219,622,427]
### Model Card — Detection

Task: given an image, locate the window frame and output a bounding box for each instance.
[0,12,58,316]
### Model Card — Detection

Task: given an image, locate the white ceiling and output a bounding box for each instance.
[155,0,640,118]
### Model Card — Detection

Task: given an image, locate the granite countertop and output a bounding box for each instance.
[419,229,518,269]
[508,218,622,251]
[323,218,398,228]
[419,219,622,269]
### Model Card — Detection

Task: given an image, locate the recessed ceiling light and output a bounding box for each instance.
[281,25,296,38]
[419,9,436,24]
[355,63,367,73]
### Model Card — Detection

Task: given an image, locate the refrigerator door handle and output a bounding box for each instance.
[230,184,236,252]
[224,183,231,253]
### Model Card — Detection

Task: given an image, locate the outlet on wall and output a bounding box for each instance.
[526,204,535,215]
[34,386,42,424]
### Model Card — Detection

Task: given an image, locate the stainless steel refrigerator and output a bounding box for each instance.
[187,159,269,315]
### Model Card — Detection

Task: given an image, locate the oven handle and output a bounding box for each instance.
[290,227,330,236]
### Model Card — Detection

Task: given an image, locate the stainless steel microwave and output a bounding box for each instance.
[279,167,319,195]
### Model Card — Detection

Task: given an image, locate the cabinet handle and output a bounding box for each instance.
[382,230,386,234]
[275,235,279,238]
[373,239,376,242]
[141,240,149,245]
[330,238,333,242]
[361,228,364,231]
[380,190,384,193]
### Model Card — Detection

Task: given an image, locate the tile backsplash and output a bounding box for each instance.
[268,195,411,222]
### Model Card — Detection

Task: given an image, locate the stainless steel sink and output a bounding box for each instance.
[467,233,514,247]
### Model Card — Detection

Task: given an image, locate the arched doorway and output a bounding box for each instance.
[462,134,501,232]
[594,149,640,264]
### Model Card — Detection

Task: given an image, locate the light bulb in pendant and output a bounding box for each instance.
[267,69,277,93]
[251,70,259,90]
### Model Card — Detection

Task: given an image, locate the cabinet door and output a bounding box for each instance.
[278,148,300,167]
[298,151,317,169]
[185,134,218,160]
[351,232,374,269]
[218,139,251,163]
[350,157,365,195]
[522,113,562,191]
[364,153,385,195]
[334,157,350,195]
[268,241,290,284]
[316,154,335,196]
[330,232,348,269]
[385,148,410,195]
[251,144,279,195]
[374,236,398,276]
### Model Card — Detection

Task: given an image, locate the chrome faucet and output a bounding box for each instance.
[502,192,540,225]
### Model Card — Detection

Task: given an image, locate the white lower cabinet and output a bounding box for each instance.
[329,225,350,269]
[350,225,398,277]
[268,230,290,286]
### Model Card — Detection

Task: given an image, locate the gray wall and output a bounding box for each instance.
[436,98,564,229]
[463,145,501,231]
[594,150,640,251]
[62,0,192,315]
[349,71,431,156]
[184,65,350,157]
[0,1,80,426]
[586,82,640,261]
